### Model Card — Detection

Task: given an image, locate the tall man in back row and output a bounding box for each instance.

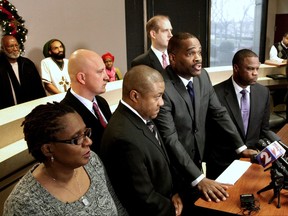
[154,32,258,215]
[131,15,173,72]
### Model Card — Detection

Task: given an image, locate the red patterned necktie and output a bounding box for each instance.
[93,102,107,128]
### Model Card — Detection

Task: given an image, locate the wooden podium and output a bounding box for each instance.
[195,124,288,215]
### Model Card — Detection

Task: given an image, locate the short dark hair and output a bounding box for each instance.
[232,49,258,66]
[22,102,76,162]
[168,32,197,55]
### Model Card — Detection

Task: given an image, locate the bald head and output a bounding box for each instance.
[123,65,165,120]
[68,49,108,100]
[1,35,21,62]
[68,49,104,81]
[123,65,164,98]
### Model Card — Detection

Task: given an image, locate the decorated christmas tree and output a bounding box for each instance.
[0,0,28,53]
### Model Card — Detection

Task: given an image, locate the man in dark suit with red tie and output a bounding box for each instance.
[131,15,173,72]
[61,49,112,154]
[100,65,183,216]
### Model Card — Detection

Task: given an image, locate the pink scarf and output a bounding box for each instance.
[106,67,116,82]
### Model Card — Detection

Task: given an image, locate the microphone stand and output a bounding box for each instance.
[257,163,285,208]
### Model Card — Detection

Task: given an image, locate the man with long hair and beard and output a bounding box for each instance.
[41,39,71,95]
[0,35,46,109]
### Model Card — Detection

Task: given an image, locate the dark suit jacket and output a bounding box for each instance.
[0,53,46,109]
[154,66,245,185]
[60,89,112,154]
[131,49,165,73]
[205,77,270,179]
[100,102,177,216]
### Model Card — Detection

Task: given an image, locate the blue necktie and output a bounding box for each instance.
[240,89,250,134]
[187,81,195,105]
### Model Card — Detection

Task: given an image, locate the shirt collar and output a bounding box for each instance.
[70,88,95,111]
[120,100,148,124]
[151,46,169,64]
[231,76,250,94]
[178,75,194,88]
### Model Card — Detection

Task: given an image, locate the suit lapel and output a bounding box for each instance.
[172,76,195,121]
[224,80,246,136]
[247,85,256,137]
[119,103,170,162]
[148,50,165,73]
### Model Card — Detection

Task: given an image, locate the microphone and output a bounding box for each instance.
[263,131,288,152]
[255,139,286,168]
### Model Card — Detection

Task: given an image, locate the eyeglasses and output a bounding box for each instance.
[51,128,92,145]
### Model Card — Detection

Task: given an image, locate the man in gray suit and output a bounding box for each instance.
[100,65,183,216]
[131,15,173,72]
[205,49,271,179]
[154,32,258,215]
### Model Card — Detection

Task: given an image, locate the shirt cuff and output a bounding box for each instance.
[235,145,247,154]
[191,174,205,187]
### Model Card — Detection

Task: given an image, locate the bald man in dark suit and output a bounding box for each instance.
[61,49,112,154]
[100,65,182,216]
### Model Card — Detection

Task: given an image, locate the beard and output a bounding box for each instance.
[50,51,65,60]
[3,48,20,59]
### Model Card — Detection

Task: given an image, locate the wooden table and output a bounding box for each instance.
[195,124,288,215]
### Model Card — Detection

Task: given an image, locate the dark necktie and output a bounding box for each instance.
[187,81,195,105]
[162,53,168,69]
[240,89,250,134]
[146,121,161,145]
[93,102,107,128]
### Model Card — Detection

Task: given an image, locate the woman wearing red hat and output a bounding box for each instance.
[102,52,123,82]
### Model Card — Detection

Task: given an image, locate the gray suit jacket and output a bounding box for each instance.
[205,77,270,178]
[154,66,245,184]
[131,49,165,73]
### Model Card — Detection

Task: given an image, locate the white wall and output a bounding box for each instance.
[11,0,127,74]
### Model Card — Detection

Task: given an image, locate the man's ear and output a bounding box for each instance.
[169,53,175,65]
[233,64,239,73]
[76,72,85,84]
[150,30,156,39]
[129,89,139,103]
[41,144,54,157]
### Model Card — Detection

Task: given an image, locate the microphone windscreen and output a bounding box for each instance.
[255,141,286,167]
